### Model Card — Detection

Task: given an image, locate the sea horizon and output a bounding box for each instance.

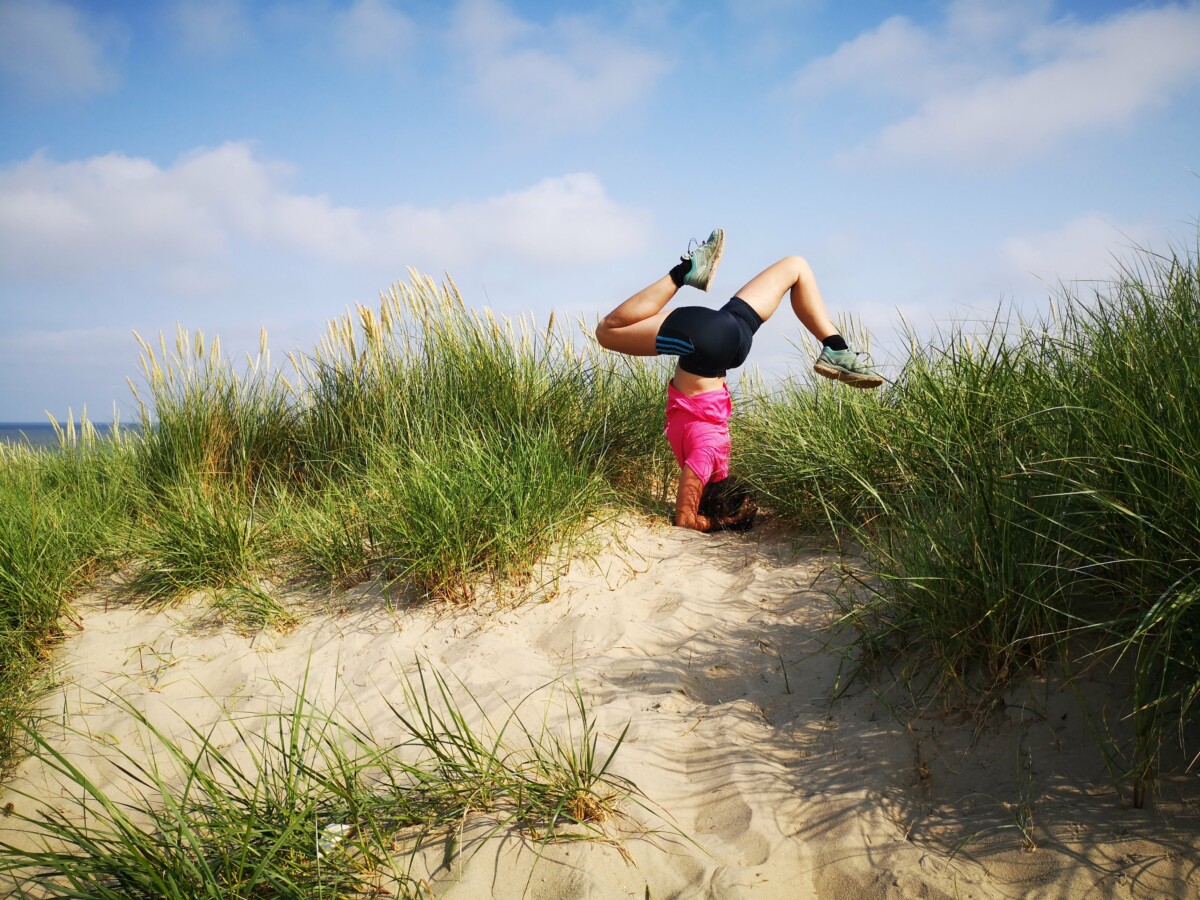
[0,421,142,449]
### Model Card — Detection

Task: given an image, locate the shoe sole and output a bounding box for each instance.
[688,229,724,291]
[813,362,884,389]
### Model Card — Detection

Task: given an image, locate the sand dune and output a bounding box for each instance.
[3,521,1198,898]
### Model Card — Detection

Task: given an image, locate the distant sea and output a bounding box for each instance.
[0,422,142,450]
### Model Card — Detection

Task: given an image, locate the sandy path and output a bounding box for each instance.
[2,521,1198,898]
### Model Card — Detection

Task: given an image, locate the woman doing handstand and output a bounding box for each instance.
[595,228,882,532]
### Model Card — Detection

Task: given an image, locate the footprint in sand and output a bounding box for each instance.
[692,785,771,867]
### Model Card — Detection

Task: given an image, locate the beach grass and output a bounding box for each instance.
[0,663,641,898]
[1,233,1197,844]
[0,271,667,777]
[0,431,139,774]
[738,238,1200,801]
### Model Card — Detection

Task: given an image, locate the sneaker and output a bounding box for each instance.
[813,346,884,389]
[682,228,724,291]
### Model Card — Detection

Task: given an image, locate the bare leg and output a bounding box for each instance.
[735,255,882,388]
[731,255,838,341]
[594,275,678,356]
[596,229,724,356]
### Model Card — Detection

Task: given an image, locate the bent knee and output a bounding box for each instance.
[594,319,616,349]
[781,255,813,278]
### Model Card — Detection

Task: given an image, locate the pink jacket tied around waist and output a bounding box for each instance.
[664,382,732,486]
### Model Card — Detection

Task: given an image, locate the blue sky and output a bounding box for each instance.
[1,0,1198,422]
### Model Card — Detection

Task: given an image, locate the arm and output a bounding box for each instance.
[675,467,760,533]
[674,464,714,532]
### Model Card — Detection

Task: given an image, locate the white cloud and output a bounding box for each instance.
[794,15,962,101]
[944,0,1053,46]
[0,143,650,287]
[0,0,121,101]
[169,0,252,57]
[796,1,1200,166]
[380,172,646,266]
[1002,213,1159,289]
[794,0,1050,102]
[334,0,414,65]
[449,0,669,134]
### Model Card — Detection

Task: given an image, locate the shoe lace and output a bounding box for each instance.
[825,345,871,360]
[826,346,878,373]
[848,350,879,374]
[681,236,702,261]
[852,349,891,383]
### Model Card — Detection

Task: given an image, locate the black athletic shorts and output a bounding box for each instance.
[654,296,763,377]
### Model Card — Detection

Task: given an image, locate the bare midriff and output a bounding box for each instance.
[671,364,726,397]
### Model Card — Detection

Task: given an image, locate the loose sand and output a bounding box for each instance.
[2,520,1198,898]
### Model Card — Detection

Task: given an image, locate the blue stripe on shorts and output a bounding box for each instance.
[655,335,695,355]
